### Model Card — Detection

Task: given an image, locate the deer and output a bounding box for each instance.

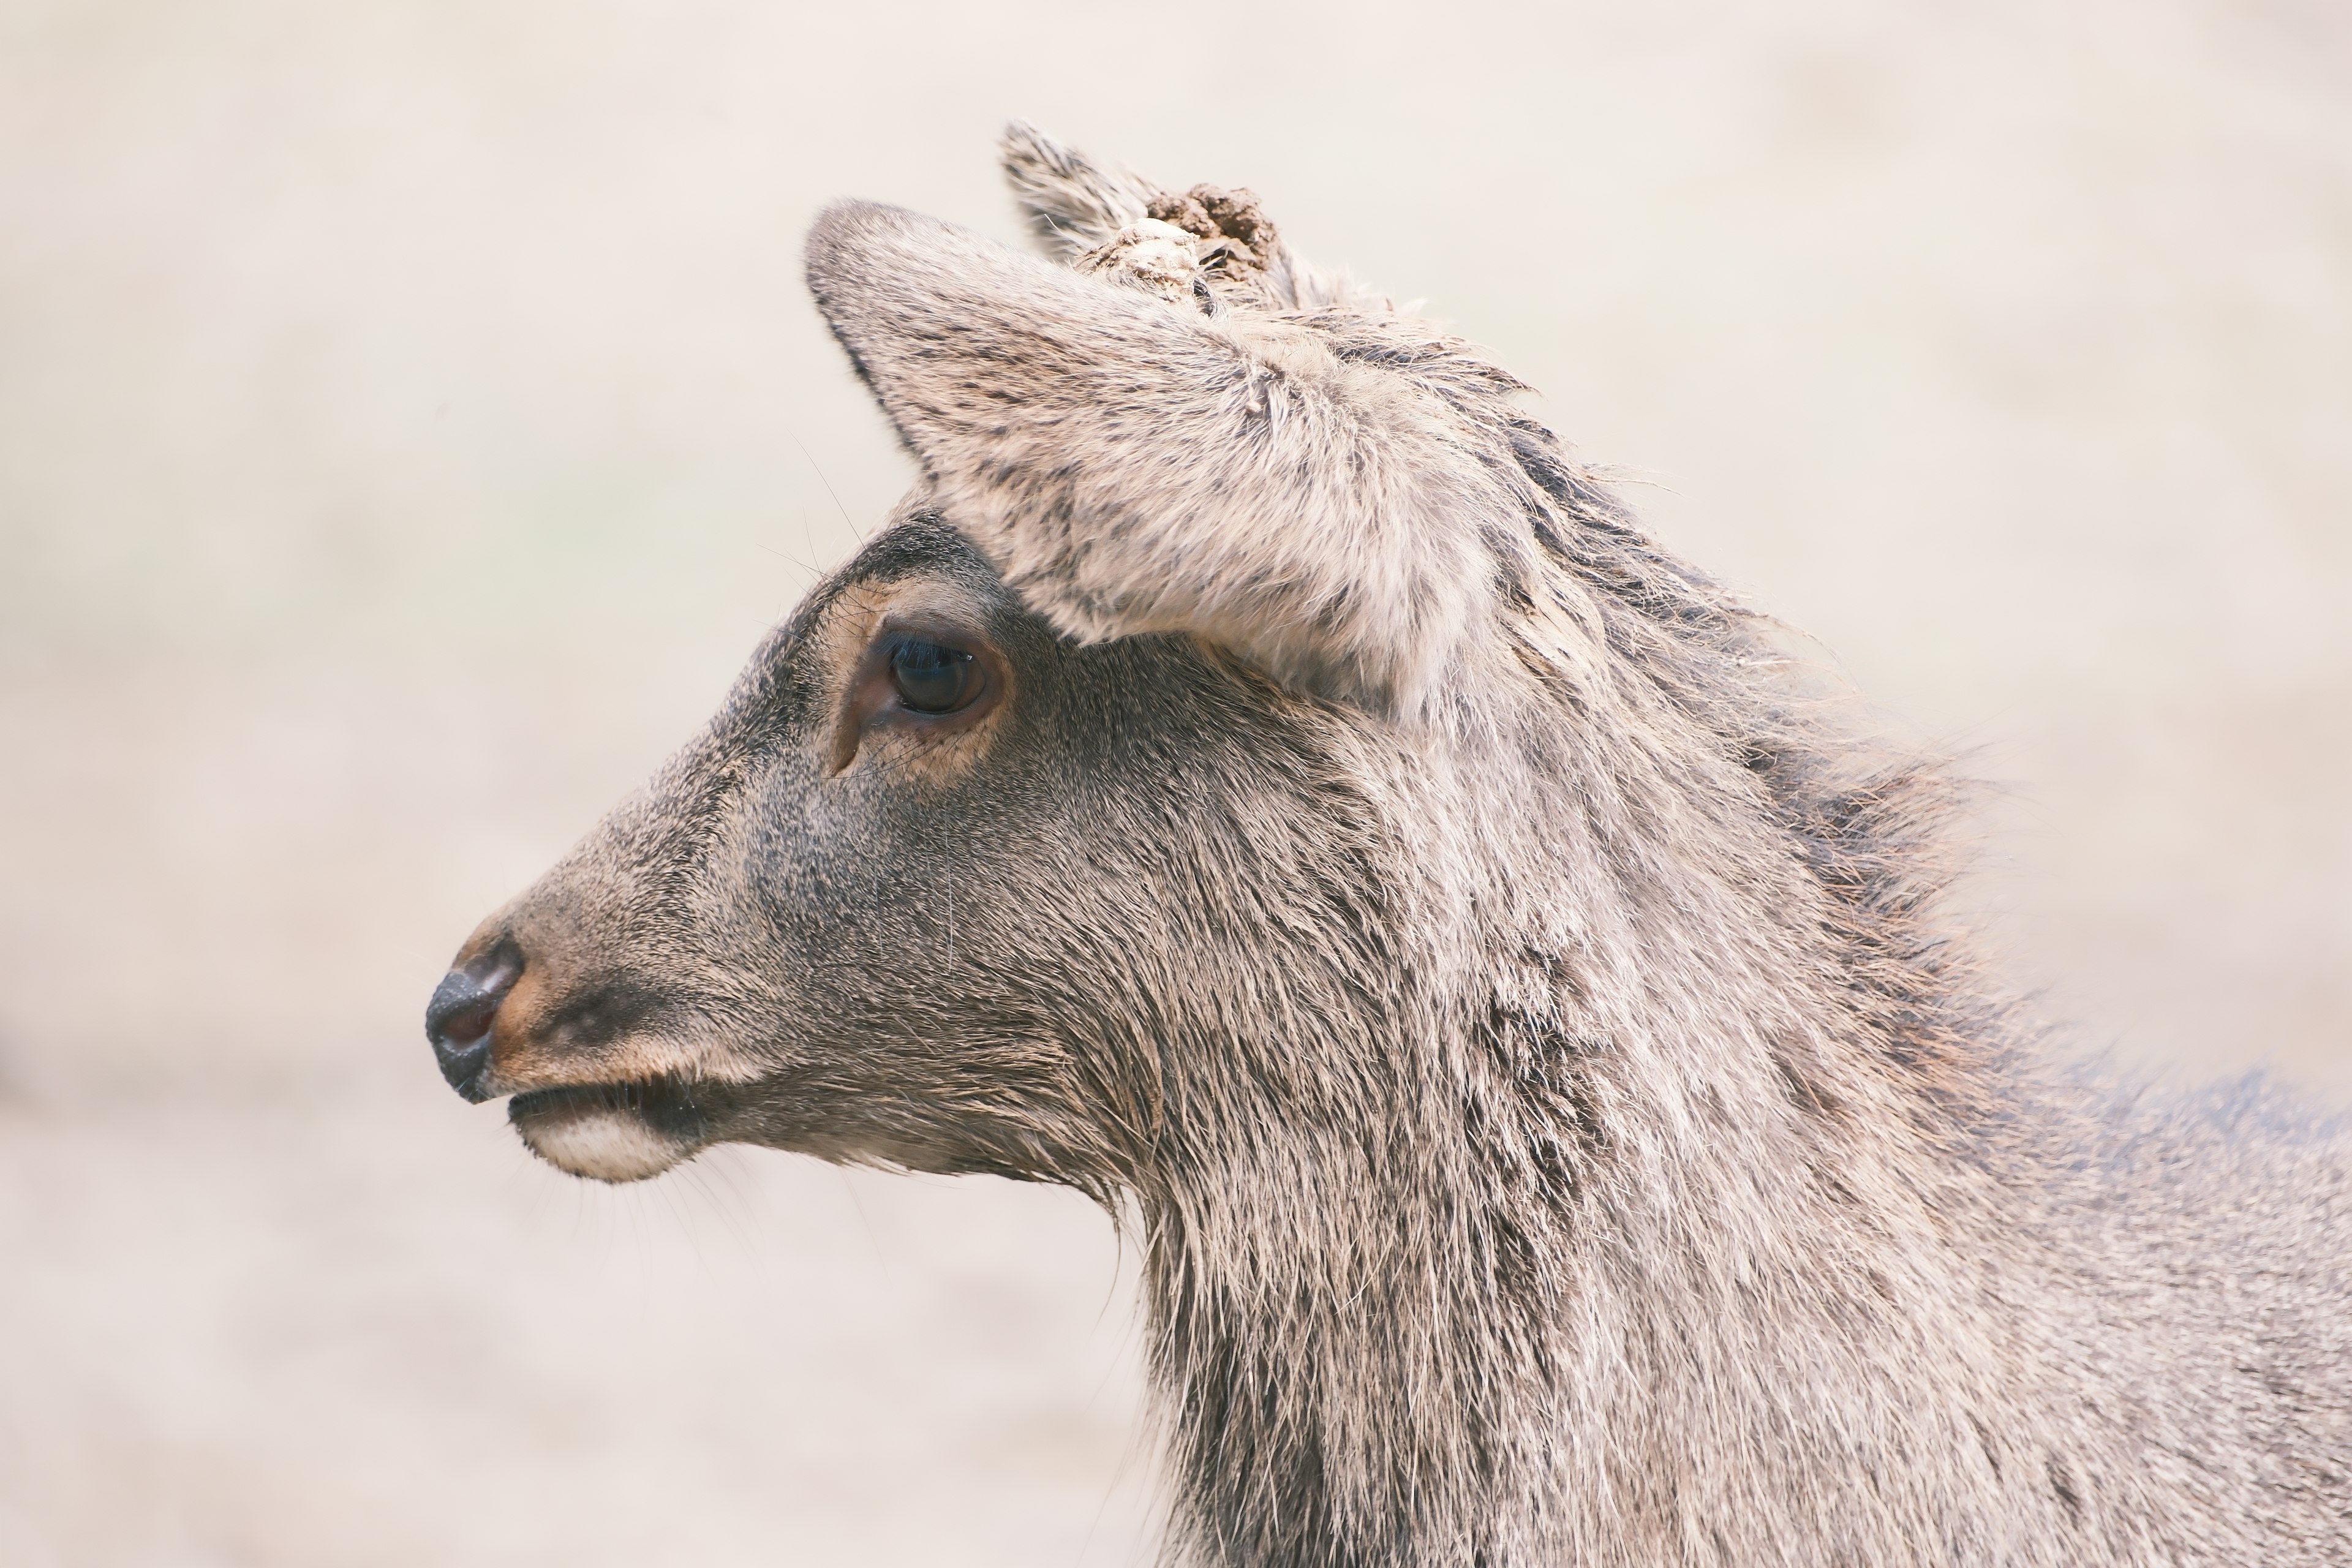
[423,123,2351,1566]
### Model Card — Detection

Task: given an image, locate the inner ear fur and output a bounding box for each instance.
[804,199,1525,720]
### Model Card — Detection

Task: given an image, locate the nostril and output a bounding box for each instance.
[426,942,522,1102]
[432,994,499,1050]
[426,959,518,1045]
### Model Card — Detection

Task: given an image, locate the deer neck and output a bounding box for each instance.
[1128,849,2029,1565]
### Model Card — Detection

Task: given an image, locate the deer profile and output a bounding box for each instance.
[425,124,2351,1567]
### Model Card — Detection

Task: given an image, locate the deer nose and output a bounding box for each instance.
[425,943,522,1102]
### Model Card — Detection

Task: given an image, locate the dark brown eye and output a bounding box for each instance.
[888,638,979,713]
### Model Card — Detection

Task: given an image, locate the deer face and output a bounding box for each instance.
[428,134,1567,1188]
[428,513,1401,1186]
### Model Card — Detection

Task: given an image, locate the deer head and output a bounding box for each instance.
[424,124,1593,1191]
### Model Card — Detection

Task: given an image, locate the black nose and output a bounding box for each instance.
[426,943,522,1102]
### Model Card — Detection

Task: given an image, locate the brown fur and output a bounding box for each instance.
[430,124,2351,1565]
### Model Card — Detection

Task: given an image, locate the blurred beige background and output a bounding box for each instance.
[2,1,2347,1563]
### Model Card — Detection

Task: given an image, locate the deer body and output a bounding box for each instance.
[424,126,2350,1566]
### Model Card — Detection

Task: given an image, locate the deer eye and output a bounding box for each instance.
[888,638,979,713]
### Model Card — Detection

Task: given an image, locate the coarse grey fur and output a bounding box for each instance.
[431,123,2351,1566]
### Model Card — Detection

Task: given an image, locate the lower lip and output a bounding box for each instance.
[507,1080,712,1183]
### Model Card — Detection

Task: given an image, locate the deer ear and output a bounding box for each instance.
[998,119,1156,263]
[998,120,1380,312]
[805,200,1519,718]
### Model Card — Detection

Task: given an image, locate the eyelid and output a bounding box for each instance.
[877,617,978,649]
[888,635,970,661]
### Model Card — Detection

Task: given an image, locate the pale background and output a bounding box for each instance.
[2,1,2348,1563]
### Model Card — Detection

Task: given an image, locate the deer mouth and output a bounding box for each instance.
[507,1077,714,1183]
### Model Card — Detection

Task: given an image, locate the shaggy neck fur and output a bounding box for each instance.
[1120,424,2304,1566]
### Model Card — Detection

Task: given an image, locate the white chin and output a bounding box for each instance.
[518,1108,688,1183]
